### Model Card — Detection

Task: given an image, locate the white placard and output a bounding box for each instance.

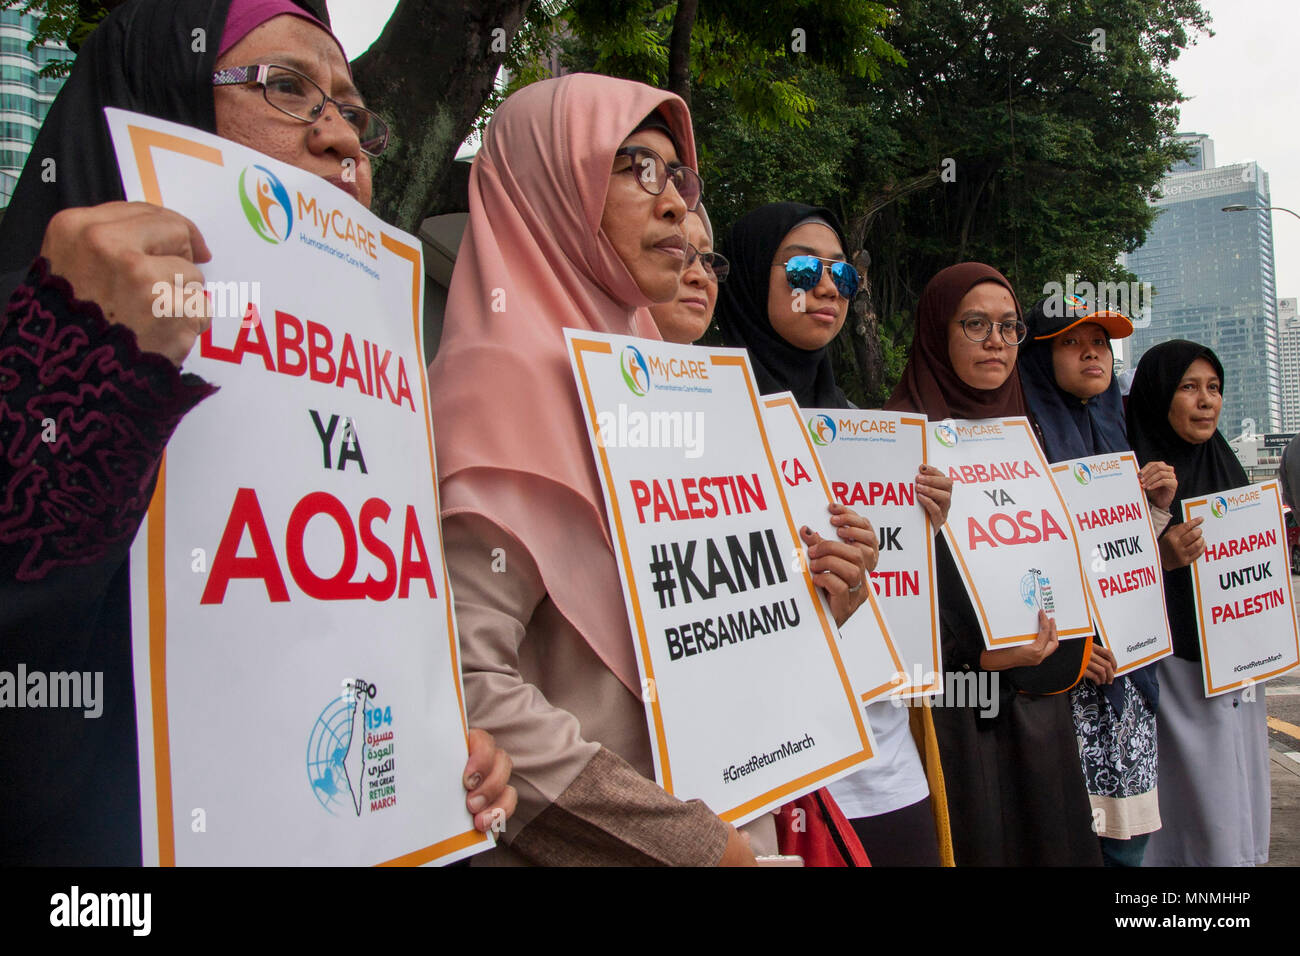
[928,417,1093,648]
[565,331,873,824]
[805,407,940,697]
[1185,481,1300,696]
[760,394,905,702]
[110,109,485,865]
[1050,453,1172,675]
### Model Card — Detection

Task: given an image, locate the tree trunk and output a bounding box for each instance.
[666,0,699,108]
[352,0,533,232]
[847,249,886,403]
[844,169,940,398]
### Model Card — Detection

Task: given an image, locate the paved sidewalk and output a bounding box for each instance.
[1266,671,1300,866]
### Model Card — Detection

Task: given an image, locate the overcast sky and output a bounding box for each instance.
[328,0,1298,299]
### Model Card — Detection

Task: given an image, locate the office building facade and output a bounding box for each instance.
[1122,136,1281,437]
[1280,298,1300,432]
[0,9,66,206]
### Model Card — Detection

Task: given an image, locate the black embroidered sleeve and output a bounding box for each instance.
[0,257,216,581]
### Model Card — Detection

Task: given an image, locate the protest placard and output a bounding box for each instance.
[760,394,905,702]
[109,109,485,865]
[805,407,940,697]
[928,417,1092,649]
[1185,480,1300,696]
[566,331,874,824]
[1050,453,1172,675]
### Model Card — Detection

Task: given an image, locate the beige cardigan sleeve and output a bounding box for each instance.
[1150,503,1173,538]
[443,510,732,865]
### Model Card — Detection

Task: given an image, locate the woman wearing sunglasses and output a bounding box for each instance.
[884,263,1101,865]
[0,0,516,864]
[714,202,953,865]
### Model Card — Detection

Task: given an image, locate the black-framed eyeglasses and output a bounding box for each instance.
[613,146,703,211]
[685,243,728,283]
[957,317,1027,345]
[212,64,391,156]
[776,254,860,299]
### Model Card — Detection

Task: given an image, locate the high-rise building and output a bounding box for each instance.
[1122,136,1280,437]
[1279,297,1300,431]
[1171,131,1215,173]
[0,9,67,206]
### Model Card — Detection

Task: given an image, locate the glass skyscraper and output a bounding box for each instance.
[0,9,66,206]
[1122,134,1281,437]
[1279,297,1300,432]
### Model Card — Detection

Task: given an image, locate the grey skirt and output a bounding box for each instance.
[1142,655,1270,866]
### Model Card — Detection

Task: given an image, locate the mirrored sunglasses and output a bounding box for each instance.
[782,254,860,299]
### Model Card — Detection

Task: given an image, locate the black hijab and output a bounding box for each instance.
[717,201,850,408]
[0,0,325,298]
[1127,339,1247,662]
[0,0,326,865]
[1018,326,1128,462]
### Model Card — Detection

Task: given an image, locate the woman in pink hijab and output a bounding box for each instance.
[430,74,764,865]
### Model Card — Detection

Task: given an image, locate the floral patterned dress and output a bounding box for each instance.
[1069,672,1160,839]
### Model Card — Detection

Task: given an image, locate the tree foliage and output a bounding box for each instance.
[0,0,119,75]
[558,0,1211,404]
[13,0,1213,406]
[562,0,901,125]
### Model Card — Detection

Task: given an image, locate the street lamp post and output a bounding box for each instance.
[1222,203,1300,222]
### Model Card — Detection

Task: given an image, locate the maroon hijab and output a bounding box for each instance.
[885,262,1026,418]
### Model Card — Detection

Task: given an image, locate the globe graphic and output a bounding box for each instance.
[1020,572,1040,609]
[306,696,360,815]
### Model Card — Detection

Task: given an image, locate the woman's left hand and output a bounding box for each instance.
[801,506,872,626]
[1139,460,1177,512]
[828,502,879,571]
[915,464,953,526]
[464,728,517,834]
[1085,645,1117,685]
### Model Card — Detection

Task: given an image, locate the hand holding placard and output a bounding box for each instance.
[41,201,213,365]
[979,610,1059,671]
[1160,517,1206,570]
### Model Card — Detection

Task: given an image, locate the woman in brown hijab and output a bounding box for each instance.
[886,263,1100,865]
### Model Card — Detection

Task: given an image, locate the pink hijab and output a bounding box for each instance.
[429,74,697,693]
[219,0,341,59]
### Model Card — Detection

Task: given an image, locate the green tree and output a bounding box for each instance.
[561,0,900,120]
[1,0,117,74]
[12,0,1211,398]
[637,0,1212,404]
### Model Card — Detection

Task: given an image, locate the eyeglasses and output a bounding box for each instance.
[212,64,391,156]
[778,254,860,299]
[685,243,728,283]
[956,317,1027,345]
[613,146,703,212]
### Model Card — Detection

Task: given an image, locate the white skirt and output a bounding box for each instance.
[1142,655,1270,866]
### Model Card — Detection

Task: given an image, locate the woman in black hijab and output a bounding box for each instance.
[1126,340,1270,866]
[717,202,953,865]
[1018,299,1177,866]
[717,202,848,408]
[0,0,513,864]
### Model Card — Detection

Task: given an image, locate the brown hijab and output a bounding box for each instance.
[885,262,1026,418]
